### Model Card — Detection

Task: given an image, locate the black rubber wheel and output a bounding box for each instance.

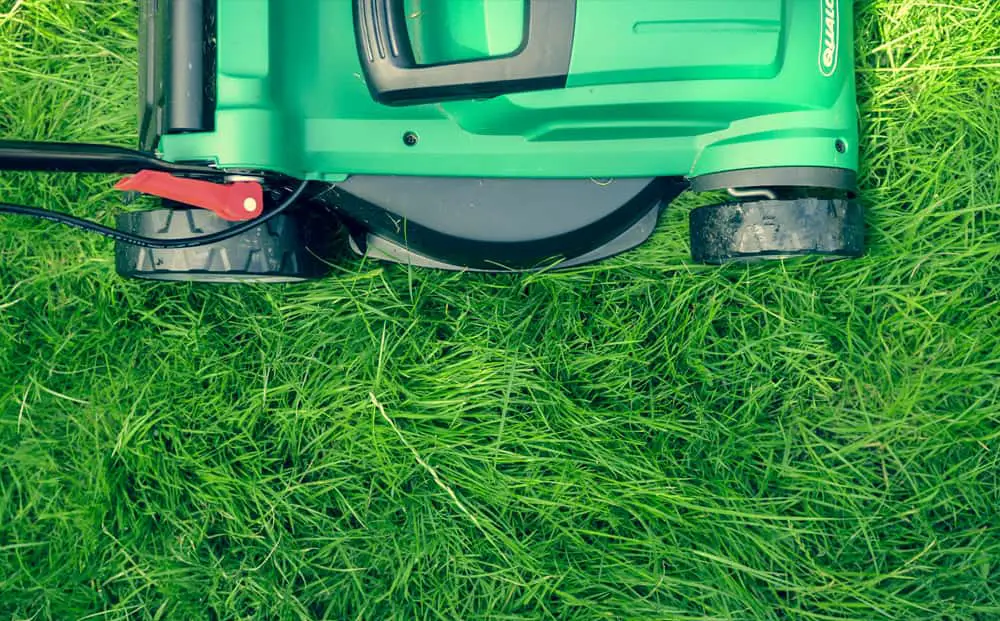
[689,197,865,264]
[115,208,333,283]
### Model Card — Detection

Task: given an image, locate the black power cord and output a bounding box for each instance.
[0,180,310,249]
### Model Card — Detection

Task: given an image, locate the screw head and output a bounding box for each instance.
[243,197,258,213]
[403,131,418,147]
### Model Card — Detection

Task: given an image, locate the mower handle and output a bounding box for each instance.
[353,0,577,106]
[0,140,220,177]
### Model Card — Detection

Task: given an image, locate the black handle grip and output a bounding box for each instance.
[353,0,577,106]
[0,141,220,176]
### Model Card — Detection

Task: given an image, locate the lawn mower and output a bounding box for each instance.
[0,0,864,282]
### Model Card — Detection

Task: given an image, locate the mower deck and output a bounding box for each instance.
[1,0,865,280]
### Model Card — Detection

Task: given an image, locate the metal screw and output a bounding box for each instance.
[403,131,418,146]
[243,197,258,212]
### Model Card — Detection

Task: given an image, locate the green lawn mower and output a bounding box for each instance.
[0,0,864,282]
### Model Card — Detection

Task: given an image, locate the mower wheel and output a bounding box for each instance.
[115,208,332,283]
[689,197,864,264]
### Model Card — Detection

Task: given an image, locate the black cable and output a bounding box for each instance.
[0,180,310,249]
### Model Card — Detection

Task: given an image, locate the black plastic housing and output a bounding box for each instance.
[332,176,687,270]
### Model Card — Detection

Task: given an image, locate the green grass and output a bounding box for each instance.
[1,1,999,619]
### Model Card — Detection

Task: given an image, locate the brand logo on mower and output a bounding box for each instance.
[820,0,839,77]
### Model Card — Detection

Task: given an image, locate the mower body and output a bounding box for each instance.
[131,0,861,273]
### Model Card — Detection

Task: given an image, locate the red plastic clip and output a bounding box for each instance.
[115,171,264,222]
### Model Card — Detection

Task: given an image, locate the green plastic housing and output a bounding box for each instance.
[158,0,858,183]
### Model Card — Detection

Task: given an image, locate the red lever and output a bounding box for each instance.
[115,171,264,222]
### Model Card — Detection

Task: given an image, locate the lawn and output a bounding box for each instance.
[1,1,998,619]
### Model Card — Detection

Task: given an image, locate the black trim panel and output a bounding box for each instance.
[690,167,857,193]
[354,0,577,106]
